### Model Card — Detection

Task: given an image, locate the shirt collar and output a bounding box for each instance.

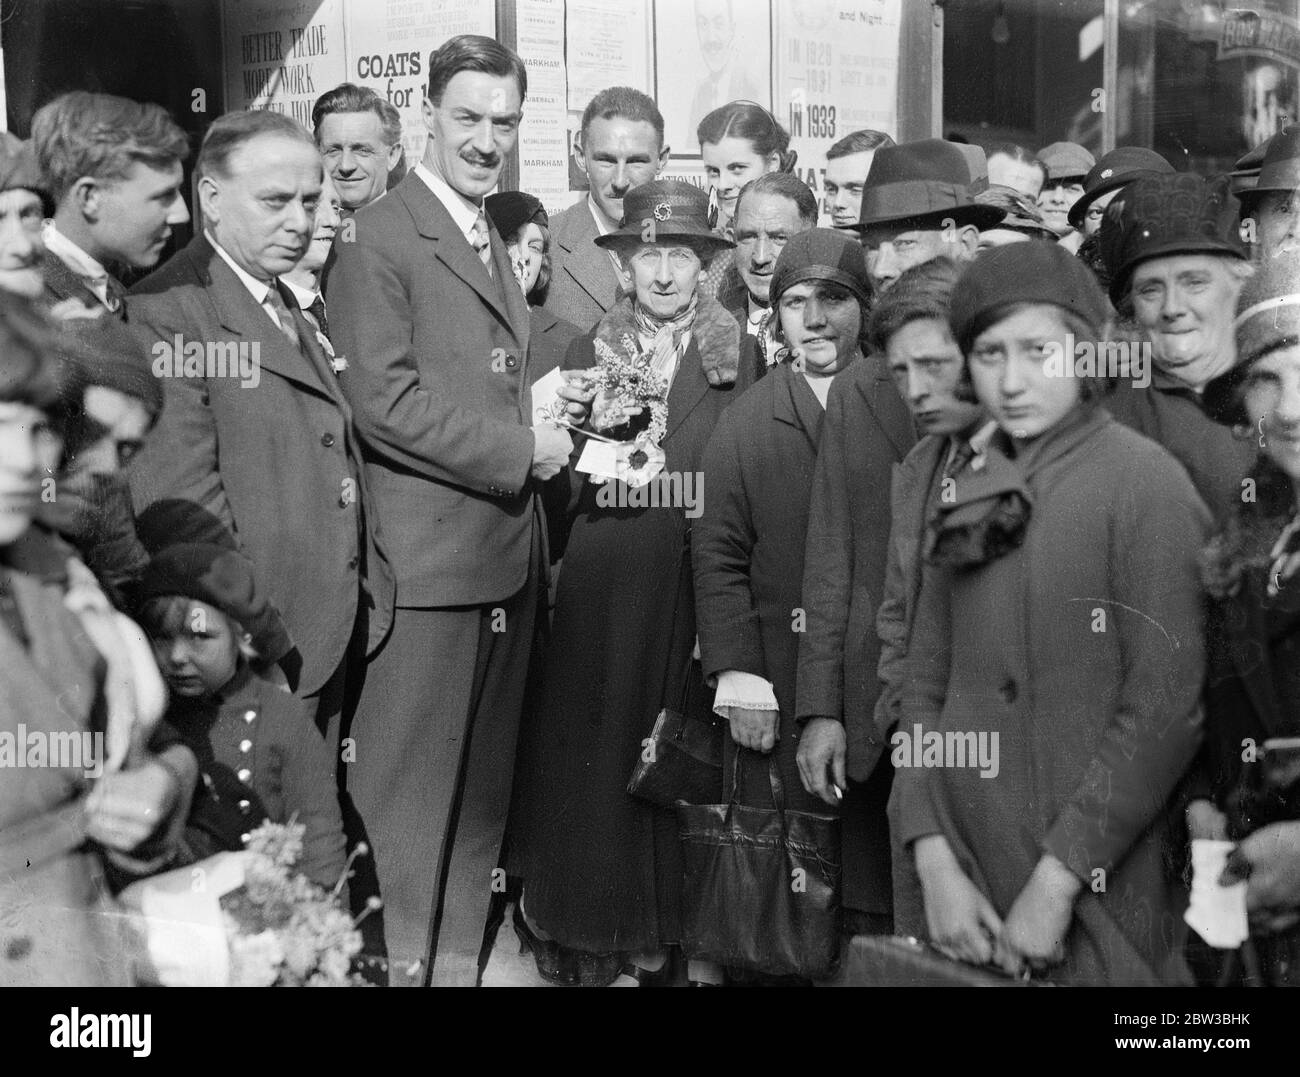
[206,230,273,305]
[280,277,320,311]
[587,194,617,236]
[414,161,482,242]
[43,222,109,282]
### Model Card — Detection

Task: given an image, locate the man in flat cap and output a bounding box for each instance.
[1036,141,1094,253]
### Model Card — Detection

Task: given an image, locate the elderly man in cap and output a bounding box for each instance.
[851,139,1004,293]
[0,135,51,301]
[1035,141,1094,252]
[1101,172,1258,522]
[1238,124,1300,264]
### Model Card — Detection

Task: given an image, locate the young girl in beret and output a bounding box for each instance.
[894,241,1211,984]
[135,542,348,893]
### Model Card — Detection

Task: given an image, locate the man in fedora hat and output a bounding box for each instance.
[1101,172,1257,522]
[1237,124,1300,264]
[850,139,1004,293]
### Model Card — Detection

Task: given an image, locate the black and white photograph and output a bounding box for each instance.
[1,0,1299,1053]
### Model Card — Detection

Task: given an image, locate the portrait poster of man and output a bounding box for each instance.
[655,0,773,159]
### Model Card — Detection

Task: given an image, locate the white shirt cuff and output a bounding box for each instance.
[713,669,779,719]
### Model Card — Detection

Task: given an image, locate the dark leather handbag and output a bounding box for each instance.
[626,652,722,807]
[839,934,1040,987]
[676,753,840,979]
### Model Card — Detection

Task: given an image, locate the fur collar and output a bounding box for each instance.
[593,296,741,387]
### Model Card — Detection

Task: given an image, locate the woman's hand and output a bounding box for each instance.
[590,388,643,432]
[995,854,1080,975]
[556,369,598,425]
[914,835,1003,966]
[728,708,778,753]
[1222,821,1300,933]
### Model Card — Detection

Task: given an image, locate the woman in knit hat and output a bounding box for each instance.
[1195,261,1300,985]
[135,541,348,893]
[895,242,1211,984]
[693,229,871,979]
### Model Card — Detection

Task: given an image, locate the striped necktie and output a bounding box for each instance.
[470,210,493,276]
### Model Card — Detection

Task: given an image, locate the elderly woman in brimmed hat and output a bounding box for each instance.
[693,229,870,978]
[1194,262,1300,985]
[1101,172,1258,523]
[896,242,1210,984]
[509,179,752,986]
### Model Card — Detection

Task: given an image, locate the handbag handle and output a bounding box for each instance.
[724,750,791,841]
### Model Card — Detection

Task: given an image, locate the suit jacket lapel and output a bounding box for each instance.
[279,284,345,402]
[488,225,531,357]
[1228,584,1286,735]
[398,177,524,348]
[557,205,616,313]
[196,238,333,401]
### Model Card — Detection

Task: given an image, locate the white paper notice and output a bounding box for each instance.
[530,365,568,423]
[1184,839,1250,949]
[574,438,620,481]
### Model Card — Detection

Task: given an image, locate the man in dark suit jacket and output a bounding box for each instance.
[127,110,394,754]
[328,34,571,987]
[31,92,190,321]
[543,86,668,331]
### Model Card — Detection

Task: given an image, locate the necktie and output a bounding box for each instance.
[263,283,301,351]
[306,295,330,343]
[470,211,493,275]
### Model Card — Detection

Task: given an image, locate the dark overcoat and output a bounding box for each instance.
[894,410,1211,985]
[509,296,751,953]
[694,359,830,815]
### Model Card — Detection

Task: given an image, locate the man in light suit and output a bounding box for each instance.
[328,34,571,987]
[127,109,394,752]
[544,86,668,331]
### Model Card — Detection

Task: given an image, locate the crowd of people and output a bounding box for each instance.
[2,29,1300,989]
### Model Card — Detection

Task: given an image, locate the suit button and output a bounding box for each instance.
[243,709,257,724]
[237,768,252,783]
[347,555,359,570]
[504,354,519,370]
[238,799,251,813]
[321,432,335,447]
[999,679,1018,704]
[239,739,253,754]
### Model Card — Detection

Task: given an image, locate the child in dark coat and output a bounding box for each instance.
[135,542,347,893]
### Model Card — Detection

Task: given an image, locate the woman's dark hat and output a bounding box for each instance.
[593,179,734,252]
[138,542,296,685]
[1205,260,1300,427]
[1098,172,1247,305]
[1067,146,1174,229]
[853,139,1005,235]
[485,190,549,241]
[1237,124,1300,208]
[949,241,1110,354]
[769,228,872,308]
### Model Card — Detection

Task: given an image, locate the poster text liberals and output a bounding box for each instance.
[151,335,262,388]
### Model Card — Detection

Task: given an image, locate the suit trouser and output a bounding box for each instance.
[346,549,540,987]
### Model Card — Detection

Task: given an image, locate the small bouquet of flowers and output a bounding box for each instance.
[220,820,375,987]
[542,332,668,488]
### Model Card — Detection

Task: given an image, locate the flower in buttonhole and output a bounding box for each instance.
[615,431,666,488]
[228,928,283,987]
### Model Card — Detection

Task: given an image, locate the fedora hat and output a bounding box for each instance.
[1067,146,1174,229]
[594,180,734,253]
[852,139,1005,234]
[1239,124,1300,207]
